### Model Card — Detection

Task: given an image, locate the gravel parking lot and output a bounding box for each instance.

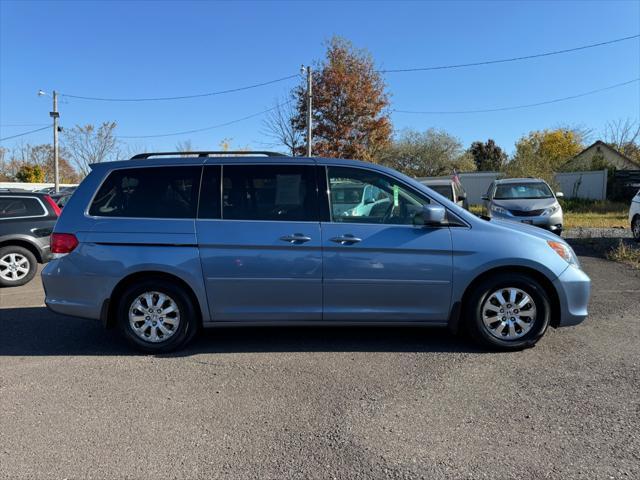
[1,246,639,480]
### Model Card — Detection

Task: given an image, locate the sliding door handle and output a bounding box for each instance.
[279,234,312,244]
[330,235,362,245]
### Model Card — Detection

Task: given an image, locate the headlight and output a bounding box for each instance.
[542,204,560,216]
[547,240,580,268]
[491,204,508,215]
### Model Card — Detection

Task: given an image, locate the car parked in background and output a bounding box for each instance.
[482,178,564,235]
[0,191,60,287]
[420,178,468,210]
[50,191,74,209]
[630,189,640,241]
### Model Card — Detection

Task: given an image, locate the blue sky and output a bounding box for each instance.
[1,0,639,157]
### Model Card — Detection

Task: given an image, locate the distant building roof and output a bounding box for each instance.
[562,140,640,171]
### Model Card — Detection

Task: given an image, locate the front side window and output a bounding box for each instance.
[89,166,201,218]
[0,196,46,219]
[327,167,427,225]
[222,164,318,221]
[494,182,553,200]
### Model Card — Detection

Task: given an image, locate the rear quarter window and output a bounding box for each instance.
[88,166,201,218]
[0,196,46,219]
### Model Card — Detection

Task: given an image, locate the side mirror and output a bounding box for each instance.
[556,192,564,198]
[481,194,489,201]
[415,204,446,226]
[457,194,466,201]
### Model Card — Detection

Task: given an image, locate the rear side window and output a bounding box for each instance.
[89,166,201,218]
[222,164,318,221]
[0,196,46,219]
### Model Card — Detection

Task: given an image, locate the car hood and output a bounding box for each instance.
[490,218,565,243]
[492,197,557,211]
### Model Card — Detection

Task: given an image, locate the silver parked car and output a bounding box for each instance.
[42,152,590,353]
[482,178,564,235]
[420,178,469,210]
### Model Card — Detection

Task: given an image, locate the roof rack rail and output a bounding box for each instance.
[130,151,288,160]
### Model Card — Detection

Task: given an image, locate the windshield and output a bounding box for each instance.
[494,182,553,200]
[427,185,454,201]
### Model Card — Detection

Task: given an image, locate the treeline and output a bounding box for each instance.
[3,37,639,184]
[0,122,119,183]
[264,37,640,183]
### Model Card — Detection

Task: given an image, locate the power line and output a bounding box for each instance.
[392,78,640,115]
[61,74,299,102]
[380,34,640,73]
[117,100,293,139]
[0,125,51,142]
[0,123,50,127]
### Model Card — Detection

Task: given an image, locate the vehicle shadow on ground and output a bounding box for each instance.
[0,307,484,356]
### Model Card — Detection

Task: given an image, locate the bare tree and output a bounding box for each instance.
[63,122,119,176]
[604,118,640,150]
[176,139,193,156]
[261,98,303,156]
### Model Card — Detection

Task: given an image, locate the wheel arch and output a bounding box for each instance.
[104,270,203,329]
[454,265,561,332]
[0,238,44,263]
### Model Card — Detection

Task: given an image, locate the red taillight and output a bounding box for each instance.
[51,233,78,254]
[43,195,62,217]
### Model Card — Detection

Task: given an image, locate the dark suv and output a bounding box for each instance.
[0,191,60,287]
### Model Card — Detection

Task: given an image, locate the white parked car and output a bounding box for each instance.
[630,190,640,241]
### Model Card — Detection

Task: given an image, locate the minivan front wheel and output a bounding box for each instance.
[118,280,199,353]
[466,273,550,350]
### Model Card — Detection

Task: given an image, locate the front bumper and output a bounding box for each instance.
[490,209,563,233]
[552,265,591,327]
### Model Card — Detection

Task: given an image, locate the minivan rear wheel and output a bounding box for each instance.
[466,273,550,350]
[0,246,37,287]
[118,279,199,353]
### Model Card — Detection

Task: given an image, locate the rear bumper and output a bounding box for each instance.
[553,265,591,327]
[41,259,106,320]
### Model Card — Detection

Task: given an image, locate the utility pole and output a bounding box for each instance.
[305,66,313,157]
[50,91,60,193]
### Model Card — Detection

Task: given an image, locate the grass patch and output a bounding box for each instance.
[468,199,629,228]
[469,204,484,216]
[560,199,628,229]
[607,240,640,269]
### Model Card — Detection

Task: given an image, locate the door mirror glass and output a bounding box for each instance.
[415,204,446,226]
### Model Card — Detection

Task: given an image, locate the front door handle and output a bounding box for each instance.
[279,234,312,244]
[330,234,362,245]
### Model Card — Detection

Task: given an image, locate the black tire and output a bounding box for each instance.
[117,279,200,353]
[465,273,551,351]
[632,215,640,242]
[0,245,38,288]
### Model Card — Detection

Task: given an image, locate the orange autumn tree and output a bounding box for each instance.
[293,37,392,161]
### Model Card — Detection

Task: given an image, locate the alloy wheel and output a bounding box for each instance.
[128,291,181,343]
[481,287,537,340]
[0,253,30,282]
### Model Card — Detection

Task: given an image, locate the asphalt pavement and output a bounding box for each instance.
[1,253,639,480]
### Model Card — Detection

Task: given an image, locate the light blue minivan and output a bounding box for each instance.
[42,152,591,353]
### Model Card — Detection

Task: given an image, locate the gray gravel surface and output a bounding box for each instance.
[1,257,639,480]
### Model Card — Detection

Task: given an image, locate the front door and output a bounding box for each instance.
[322,165,453,323]
[196,162,322,322]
